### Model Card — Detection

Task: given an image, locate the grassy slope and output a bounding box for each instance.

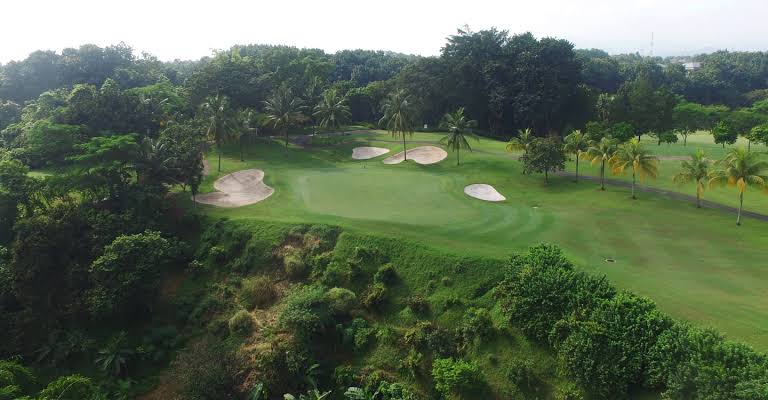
[183,130,768,351]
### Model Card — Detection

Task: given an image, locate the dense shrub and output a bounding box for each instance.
[278,285,332,340]
[406,295,429,314]
[326,287,357,315]
[171,338,243,400]
[37,374,100,400]
[362,283,388,310]
[284,249,308,280]
[648,322,768,400]
[497,243,615,341]
[0,360,35,399]
[341,318,375,350]
[404,322,457,357]
[228,310,254,335]
[459,307,494,346]
[505,359,540,393]
[240,276,276,309]
[432,358,483,397]
[373,264,398,286]
[319,261,352,287]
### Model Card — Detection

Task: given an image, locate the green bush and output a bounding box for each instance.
[431,358,483,397]
[228,309,254,335]
[553,382,585,400]
[326,287,357,315]
[506,359,540,393]
[404,322,456,357]
[341,318,375,350]
[406,295,429,314]
[284,251,308,280]
[319,261,352,287]
[459,307,494,345]
[37,374,100,400]
[171,338,242,400]
[240,276,277,309]
[362,283,387,310]
[373,264,398,286]
[278,285,331,340]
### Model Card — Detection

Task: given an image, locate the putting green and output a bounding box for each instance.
[191,130,768,351]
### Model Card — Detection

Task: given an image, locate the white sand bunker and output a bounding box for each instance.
[382,146,448,165]
[194,169,274,208]
[464,184,506,202]
[352,147,390,160]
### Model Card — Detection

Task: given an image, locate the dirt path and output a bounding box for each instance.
[557,171,768,222]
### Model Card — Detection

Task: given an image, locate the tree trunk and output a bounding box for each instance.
[457,147,460,166]
[544,169,549,184]
[239,137,244,161]
[684,134,687,146]
[403,135,407,161]
[284,127,289,148]
[737,191,743,225]
[696,183,701,208]
[631,171,636,199]
[600,161,605,190]
[217,141,222,172]
[574,156,579,183]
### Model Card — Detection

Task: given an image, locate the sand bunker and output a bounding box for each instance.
[382,146,448,165]
[464,184,506,202]
[194,169,274,208]
[352,147,390,160]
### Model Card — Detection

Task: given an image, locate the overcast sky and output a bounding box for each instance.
[2,0,766,63]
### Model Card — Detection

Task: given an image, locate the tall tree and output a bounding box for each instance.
[200,94,235,172]
[522,136,566,183]
[313,89,351,132]
[609,138,658,199]
[379,89,417,160]
[712,120,738,148]
[584,137,619,190]
[234,109,257,161]
[264,86,306,148]
[563,129,590,182]
[672,149,710,208]
[708,148,768,225]
[439,108,479,166]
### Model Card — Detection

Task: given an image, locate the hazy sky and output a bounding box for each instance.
[2,0,766,63]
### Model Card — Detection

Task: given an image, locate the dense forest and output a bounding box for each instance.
[1,28,768,399]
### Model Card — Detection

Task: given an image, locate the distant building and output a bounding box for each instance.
[682,61,702,71]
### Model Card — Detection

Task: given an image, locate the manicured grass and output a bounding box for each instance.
[186,130,768,351]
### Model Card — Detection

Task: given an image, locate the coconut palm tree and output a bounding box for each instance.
[672,149,710,208]
[506,128,535,173]
[379,89,417,160]
[609,138,658,199]
[234,109,257,162]
[563,129,590,182]
[583,136,619,191]
[264,86,306,148]
[313,89,351,132]
[200,94,236,172]
[708,147,768,225]
[439,108,479,166]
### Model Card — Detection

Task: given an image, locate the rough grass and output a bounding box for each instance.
[181,130,768,351]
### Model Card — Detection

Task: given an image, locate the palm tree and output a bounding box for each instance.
[136,137,173,184]
[708,147,768,225]
[313,89,351,132]
[563,129,590,182]
[583,136,618,190]
[439,108,479,165]
[264,86,305,148]
[506,128,535,173]
[609,138,658,199]
[379,89,417,160]
[672,149,710,208]
[95,332,133,377]
[200,94,235,172]
[234,109,257,162]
